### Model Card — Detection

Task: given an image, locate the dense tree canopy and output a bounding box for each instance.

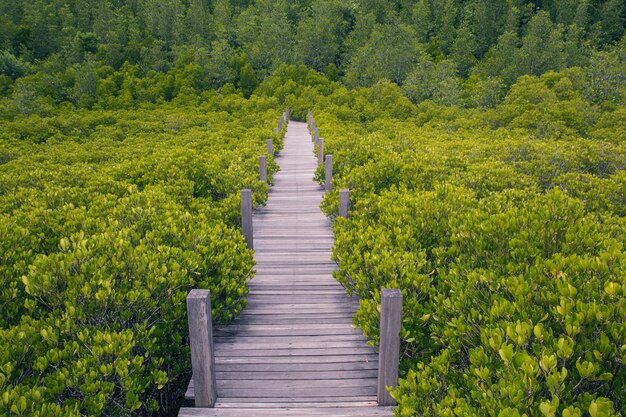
[0,0,624,112]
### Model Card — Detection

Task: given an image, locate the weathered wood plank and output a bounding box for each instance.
[213,339,373,351]
[214,361,378,373]
[214,347,375,357]
[216,386,376,398]
[217,396,378,404]
[243,289,347,295]
[214,402,382,408]
[234,317,355,325]
[213,334,369,343]
[214,355,377,365]
[216,378,377,389]
[178,407,394,416]
[213,328,364,337]
[215,369,378,380]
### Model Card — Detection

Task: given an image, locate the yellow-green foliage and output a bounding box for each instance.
[0,94,283,415]
[314,77,625,416]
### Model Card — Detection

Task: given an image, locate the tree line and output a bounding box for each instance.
[0,0,624,112]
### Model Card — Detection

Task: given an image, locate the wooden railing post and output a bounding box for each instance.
[378,288,402,406]
[273,127,279,135]
[267,139,273,155]
[325,154,333,191]
[187,290,217,408]
[339,189,350,218]
[314,128,319,144]
[317,138,324,165]
[259,155,267,183]
[241,189,253,249]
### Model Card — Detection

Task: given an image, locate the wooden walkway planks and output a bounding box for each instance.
[179,121,393,417]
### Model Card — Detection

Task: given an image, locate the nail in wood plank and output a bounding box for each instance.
[187,289,217,407]
[377,288,402,406]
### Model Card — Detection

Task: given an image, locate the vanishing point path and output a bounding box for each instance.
[178,121,394,416]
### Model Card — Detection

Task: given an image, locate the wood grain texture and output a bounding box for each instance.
[339,189,350,218]
[325,154,333,191]
[241,189,253,249]
[318,138,324,165]
[377,289,402,406]
[179,406,394,416]
[181,121,392,416]
[187,290,217,407]
[259,155,267,183]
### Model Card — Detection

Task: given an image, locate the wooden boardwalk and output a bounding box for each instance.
[179,122,394,416]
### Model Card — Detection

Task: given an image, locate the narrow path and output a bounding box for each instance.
[179,122,393,416]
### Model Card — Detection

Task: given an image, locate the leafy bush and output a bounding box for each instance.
[0,97,284,415]
[312,75,625,416]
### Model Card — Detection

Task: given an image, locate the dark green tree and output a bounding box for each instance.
[450,22,479,77]
[235,0,291,76]
[292,0,345,72]
[206,39,236,87]
[597,0,625,43]
[409,0,431,43]
[237,62,257,98]
[515,11,565,76]
[344,21,421,87]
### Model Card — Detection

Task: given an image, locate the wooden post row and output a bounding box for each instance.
[325,154,333,191]
[259,155,267,183]
[339,189,350,218]
[317,138,324,165]
[241,189,253,249]
[377,288,403,406]
[267,139,273,155]
[187,290,217,408]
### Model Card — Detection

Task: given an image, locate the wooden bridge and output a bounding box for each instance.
[178,115,400,417]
